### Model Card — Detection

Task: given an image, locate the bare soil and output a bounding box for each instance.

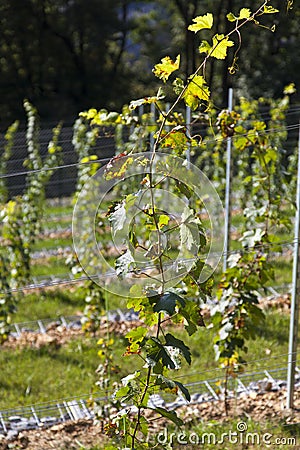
[1,388,299,450]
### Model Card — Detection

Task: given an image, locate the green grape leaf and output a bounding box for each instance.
[210,34,234,59]
[154,374,179,394]
[183,75,210,110]
[153,292,185,315]
[139,416,149,437]
[150,407,184,426]
[109,203,126,235]
[161,127,187,153]
[227,8,251,21]
[179,299,205,336]
[153,55,180,82]
[239,8,252,19]
[146,337,176,369]
[154,375,191,401]
[188,13,213,33]
[226,12,237,22]
[175,381,191,402]
[165,333,192,365]
[263,5,279,13]
[126,326,148,343]
[158,214,170,229]
[199,40,212,55]
[129,228,139,249]
[115,249,135,278]
[179,206,202,251]
[173,77,185,95]
[115,385,130,399]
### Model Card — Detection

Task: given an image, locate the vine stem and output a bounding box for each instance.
[131,2,270,446]
[131,313,162,449]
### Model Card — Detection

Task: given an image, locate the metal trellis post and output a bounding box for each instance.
[223,88,233,273]
[287,122,300,409]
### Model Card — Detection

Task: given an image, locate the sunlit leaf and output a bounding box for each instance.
[158,214,170,229]
[161,127,189,156]
[226,12,237,22]
[183,75,210,110]
[199,40,212,54]
[284,83,296,95]
[153,55,180,82]
[239,8,252,19]
[121,371,140,386]
[188,13,213,33]
[263,5,279,13]
[126,326,148,343]
[129,88,165,111]
[104,154,134,180]
[210,34,234,59]
[227,8,251,21]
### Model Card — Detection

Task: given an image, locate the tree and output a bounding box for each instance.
[0,0,138,124]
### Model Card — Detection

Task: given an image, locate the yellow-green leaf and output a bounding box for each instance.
[199,40,211,55]
[284,83,296,95]
[227,8,251,21]
[263,5,279,13]
[226,12,237,22]
[210,34,234,59]
[184,75,210,110]
[153,55,180,82]
[188,13,213,33]
[239,8,251,19]
[158,214,170,229]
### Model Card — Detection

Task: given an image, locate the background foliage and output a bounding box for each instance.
[0,0,298,125]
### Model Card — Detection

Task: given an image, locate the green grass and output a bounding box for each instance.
[3,307,299,411]
[13,289,126,323]
[14,290,85,322]
[44,199,73,217]
[32,236,73,251]
[31,256,69,277]
[0,337,99,409]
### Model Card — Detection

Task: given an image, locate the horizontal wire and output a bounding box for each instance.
[174,356,298,382]
[0,156,113,180]
[0,123,299,180]
[0,236,297,295]
[0,360,298,416]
